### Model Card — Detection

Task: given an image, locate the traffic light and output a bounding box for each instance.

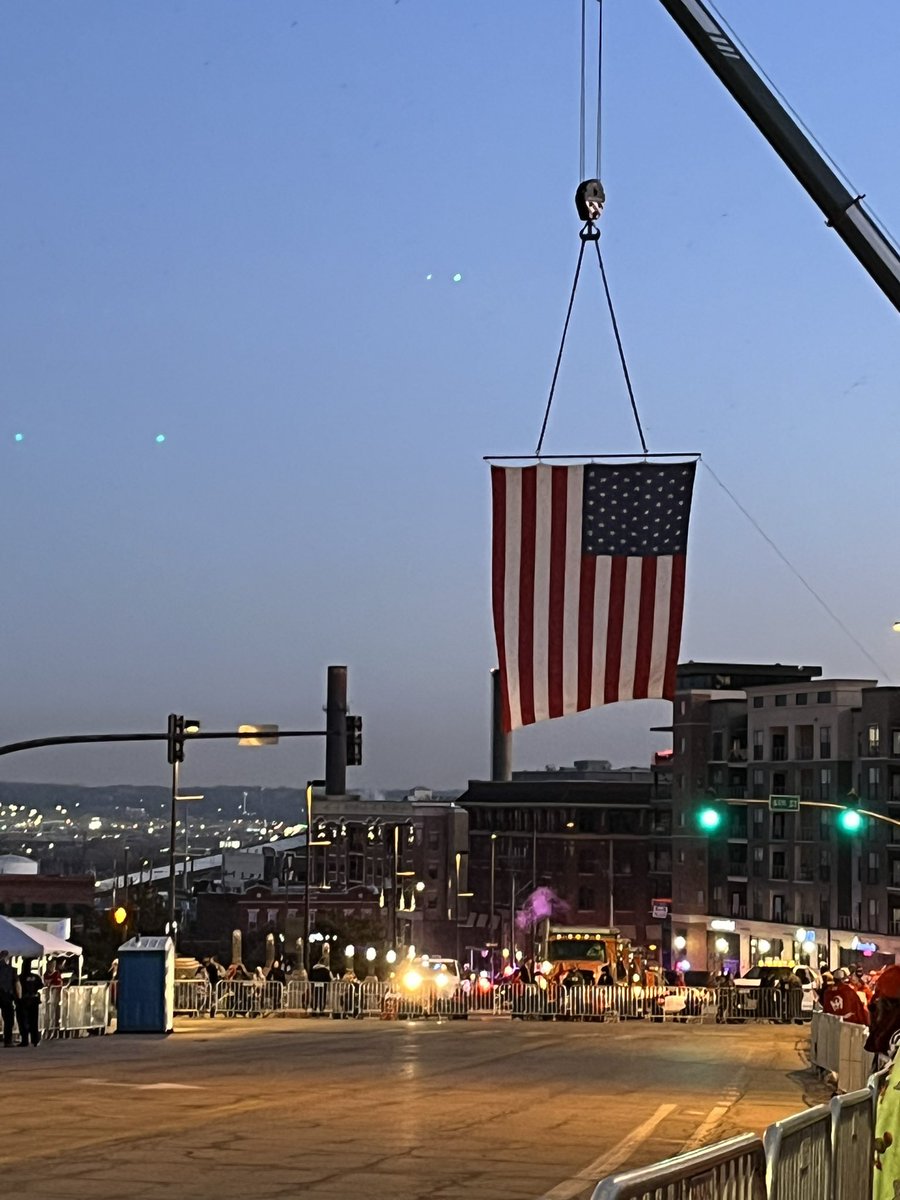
[838,790,863,834]
[167,714,200,764]
[108,906,129,929]
[696,793,725,833]
[346,714,363,767]
[697,806,723,832]
[167,713,184,764]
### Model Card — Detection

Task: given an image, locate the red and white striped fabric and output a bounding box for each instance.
[490,461,695,732]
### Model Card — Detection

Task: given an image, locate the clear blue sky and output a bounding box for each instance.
[3,1,900,791]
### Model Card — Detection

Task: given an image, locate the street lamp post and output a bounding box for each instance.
[303,779,326,975]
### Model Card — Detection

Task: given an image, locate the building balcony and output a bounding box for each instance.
[770,866,787,880]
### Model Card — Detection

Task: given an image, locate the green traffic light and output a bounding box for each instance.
[698,806,722,832]
[838,808,863,833]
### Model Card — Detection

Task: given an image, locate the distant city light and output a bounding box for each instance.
[452,273,462,282]
[14,433,23,442]
[155,434,166,444]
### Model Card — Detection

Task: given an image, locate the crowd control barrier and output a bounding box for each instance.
[592,1133,767,1200]
[830,1088,874,1200]
[592,1040,879,1200]
[810,1011,874,1093]
[174,979,211,1016]
[214,979,283,1017]
[39,984,110,1038]
[764,1104,832,1200]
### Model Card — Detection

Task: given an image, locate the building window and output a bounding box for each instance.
[771,813,787,840]
[796,693,808,706]
[753,846,764,861]
[819,768,832,801]
[893,730,900,757]
[679,737,686,754]
[771,850,787,879]
[775,694,787,707]
[817,691,832,704]
[771,732,787,761]
[753,731,764,761]
[868,898,879,931]
[869,725,881,756]
[753,696,764,709]
[678,850,686,864]
[711,731,724,761]
[753,806,764,825]
[869,766,881,802]
[772,895,786,921]
[819,848,830,883]
[577,886,595,911]
[819,726,832,758]
[868,852,880,884]
[712,886,723,903]
[892,773,900,803]
[677,812,686,828]
[247,909,259,929]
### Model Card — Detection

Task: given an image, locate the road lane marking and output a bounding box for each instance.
[680,1088,741,1152]
[536,1103,678,1200]
[78,1078,204,1091]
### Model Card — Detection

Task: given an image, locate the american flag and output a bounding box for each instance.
[491,461,696,732]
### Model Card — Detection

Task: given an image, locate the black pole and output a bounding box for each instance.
[304,782,312,975]
[168,761,178,938]
[325,666,348,797]
[491,669,512,782]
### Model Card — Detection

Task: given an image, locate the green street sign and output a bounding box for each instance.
[769,794,800,812]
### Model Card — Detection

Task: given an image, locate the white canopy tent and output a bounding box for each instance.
[0,914,82,959]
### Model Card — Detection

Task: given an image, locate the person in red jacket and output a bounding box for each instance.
[822,967,869,1025]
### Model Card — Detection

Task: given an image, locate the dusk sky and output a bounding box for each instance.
[3,1,900,793]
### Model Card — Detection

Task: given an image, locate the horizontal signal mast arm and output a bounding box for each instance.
[657,0,900,314]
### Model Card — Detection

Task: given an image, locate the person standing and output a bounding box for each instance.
[16,958,42,1047]
[0,951,20,1046]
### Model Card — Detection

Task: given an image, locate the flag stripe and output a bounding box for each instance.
[532,468,553,724]
[663,554,687,698]
[490,468,511,732]
[617,558,643,701]
[589,556,611,709]
[648,556,674,697]
[577,553,596,712]
[517,467,537,728]
[502,470,523,731]
[604,557,628,703]
[632,557,658,699]
[561,466,585,716]
[547,467,569,719]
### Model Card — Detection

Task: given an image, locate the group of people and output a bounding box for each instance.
[0,950,66,1048]
[820,965,877,1026]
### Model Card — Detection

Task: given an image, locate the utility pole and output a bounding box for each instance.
[325,665,348,797]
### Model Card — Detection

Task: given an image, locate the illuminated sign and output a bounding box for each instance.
[709,919,736,932]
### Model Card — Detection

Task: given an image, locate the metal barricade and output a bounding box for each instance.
[838,1020,874,1093]
[830,1088,873,1200]
[174,979,210,1016]
[764,1103,832,1200]
[358,978,386,1016]
[214,979,283,1017]
[592,1133,767,1200]
[329,980,362,1018]
[40,986,63,1038]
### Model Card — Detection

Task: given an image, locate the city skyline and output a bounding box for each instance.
[3,2,900,790]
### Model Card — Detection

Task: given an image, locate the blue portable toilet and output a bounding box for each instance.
[116,936,175,1033]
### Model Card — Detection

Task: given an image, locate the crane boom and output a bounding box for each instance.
[657,0,900,313]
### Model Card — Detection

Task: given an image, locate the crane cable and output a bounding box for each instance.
[538,0,649,457]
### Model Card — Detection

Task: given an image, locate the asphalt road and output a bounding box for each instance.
[1,1017,825,1200]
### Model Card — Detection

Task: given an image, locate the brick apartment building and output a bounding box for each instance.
[671,661,900,975]
[455,759,673,963]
